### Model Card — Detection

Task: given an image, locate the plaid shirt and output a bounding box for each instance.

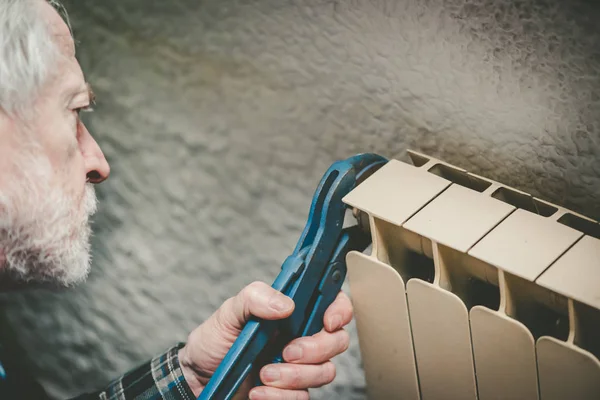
[0,342,198,400]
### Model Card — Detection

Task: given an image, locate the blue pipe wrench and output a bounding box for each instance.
[198,153,388,400]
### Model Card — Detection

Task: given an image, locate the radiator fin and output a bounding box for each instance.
[346,252,421,400]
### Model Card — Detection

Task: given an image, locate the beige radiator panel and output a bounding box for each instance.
[406,279,477,400]
[342,159,450,227]
[342,150,600,400]
[537,336,600,400]
[346,251,420,400]
[468,208,583,282]
[536,300,600,400]
[536,235,600,310]
[403,183,514,253]
[470,306,539,400]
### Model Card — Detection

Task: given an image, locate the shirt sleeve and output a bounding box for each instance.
[71,343,197,400]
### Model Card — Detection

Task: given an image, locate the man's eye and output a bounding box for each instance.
[74,105,93,116]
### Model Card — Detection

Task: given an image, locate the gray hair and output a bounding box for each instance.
[0,0,71,117]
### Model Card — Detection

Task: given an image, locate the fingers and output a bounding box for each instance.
[217,281,295,332]
[249,387,309,400]
[282,329,350,364]
[217,284,352,335]
[323,291,354,332]
[259,361,336,390]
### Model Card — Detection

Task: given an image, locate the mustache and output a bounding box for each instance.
[82,182,98,218]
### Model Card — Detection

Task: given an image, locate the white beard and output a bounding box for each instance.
[0,145,98,288]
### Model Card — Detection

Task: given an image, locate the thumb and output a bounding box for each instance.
[179,281,296,392]
[217,281,295,333]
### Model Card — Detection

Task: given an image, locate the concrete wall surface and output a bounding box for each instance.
[0,0,599,398]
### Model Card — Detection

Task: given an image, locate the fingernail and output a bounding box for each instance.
[269,296,292,312]
[249,389,264,400]
[283,344,303,361]
[329,315,342,330]
[262,366,281,383]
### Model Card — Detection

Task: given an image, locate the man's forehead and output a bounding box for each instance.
[41,0,76,57]
[39,1,93,101]
[55,32,76,58]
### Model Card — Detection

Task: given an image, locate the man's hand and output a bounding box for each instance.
[178,281,353,400]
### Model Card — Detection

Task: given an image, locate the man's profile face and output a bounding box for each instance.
[0,0,110,289]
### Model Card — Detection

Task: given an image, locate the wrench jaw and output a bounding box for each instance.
[302,224,372,337]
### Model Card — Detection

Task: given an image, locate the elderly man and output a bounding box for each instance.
[0,1,354,399]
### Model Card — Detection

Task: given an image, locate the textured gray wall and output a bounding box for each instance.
[1,0,599,398]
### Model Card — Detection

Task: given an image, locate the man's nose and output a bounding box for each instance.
[80,124,110,184]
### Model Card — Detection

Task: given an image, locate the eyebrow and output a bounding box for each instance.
[63,80,97,108]
[86,82,96,105]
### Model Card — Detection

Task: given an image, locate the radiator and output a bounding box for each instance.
[342,150,600,400]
